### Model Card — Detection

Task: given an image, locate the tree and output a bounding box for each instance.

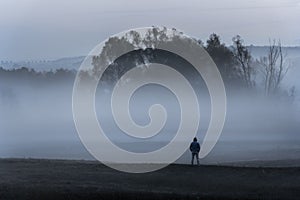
[205,33,240,85]
[259,40,289,96]
[232,35,254,88]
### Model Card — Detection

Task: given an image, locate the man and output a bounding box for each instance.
[189,137,200,165]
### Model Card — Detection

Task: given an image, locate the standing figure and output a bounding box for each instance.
[190,137,200,165]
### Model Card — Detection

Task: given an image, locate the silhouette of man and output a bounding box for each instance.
[190,137,200,165]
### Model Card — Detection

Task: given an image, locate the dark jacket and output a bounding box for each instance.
[190,141,200,153]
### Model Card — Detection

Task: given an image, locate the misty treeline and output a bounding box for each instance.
[0,27,295,99]
[0,67,75,84]
[0,27,298,144]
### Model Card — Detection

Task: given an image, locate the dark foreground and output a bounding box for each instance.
[0,159,299,200]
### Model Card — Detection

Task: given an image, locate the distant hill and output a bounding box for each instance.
[0,56,85,71]
[247,46,300,59]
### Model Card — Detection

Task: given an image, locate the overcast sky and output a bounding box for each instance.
[0,0,299,61]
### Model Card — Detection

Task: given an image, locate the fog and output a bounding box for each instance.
[1,70,299,166]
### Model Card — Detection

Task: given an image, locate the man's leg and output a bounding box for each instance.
[191,153,195,165]
[196,152,200,165]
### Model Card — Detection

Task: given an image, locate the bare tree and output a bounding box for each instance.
[259,40,289,96]
[232,35,254,88]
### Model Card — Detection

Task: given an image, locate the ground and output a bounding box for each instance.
[0,158,299,200]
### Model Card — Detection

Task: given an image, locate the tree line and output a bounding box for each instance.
[0,30,293,98]
[203,33,290,96]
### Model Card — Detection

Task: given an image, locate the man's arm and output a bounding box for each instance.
[197,143,200,152]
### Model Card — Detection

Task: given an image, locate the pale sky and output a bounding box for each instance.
[0,0,299,60]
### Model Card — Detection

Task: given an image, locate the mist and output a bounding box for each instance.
[1,67,299,166]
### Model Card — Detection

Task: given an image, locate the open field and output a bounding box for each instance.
[0,158,300,200]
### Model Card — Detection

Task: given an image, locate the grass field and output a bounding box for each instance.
[0,158,300,200]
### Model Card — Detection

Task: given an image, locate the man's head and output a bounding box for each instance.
[193,137,197,142]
